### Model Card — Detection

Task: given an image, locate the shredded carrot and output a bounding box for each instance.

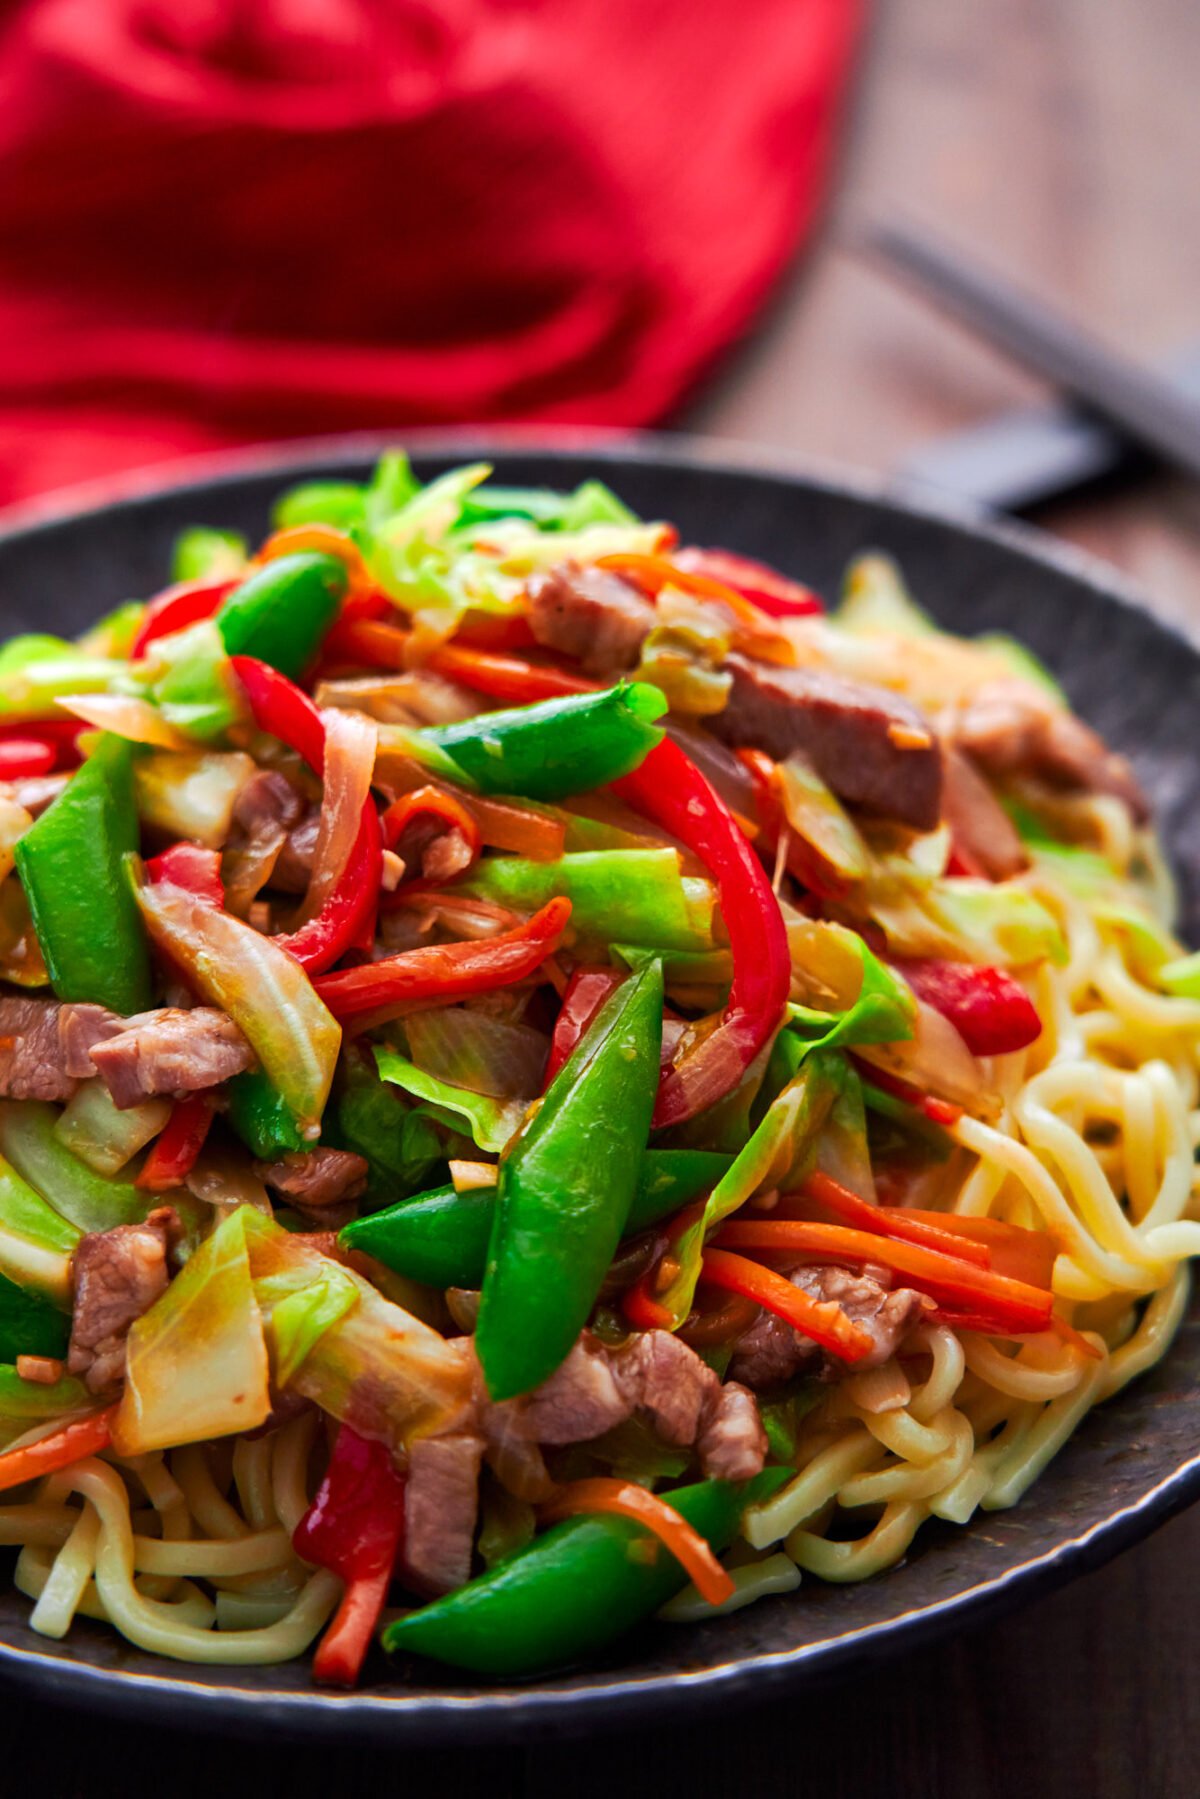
[798,1171,993,1270]
[713,1220,1054,1335]
[596,553,795,665]
[699,1248,875,1362]
[540,1478,735,1608]
[0,1406,117,1493]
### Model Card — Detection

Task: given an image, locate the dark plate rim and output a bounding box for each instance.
[0,427,1196,1743]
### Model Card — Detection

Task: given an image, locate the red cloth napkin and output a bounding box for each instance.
[0,0,862,503]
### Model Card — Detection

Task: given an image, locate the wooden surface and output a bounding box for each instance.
[8,1,1200,1792]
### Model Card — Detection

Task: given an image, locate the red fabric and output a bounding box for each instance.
[0,1,863,503]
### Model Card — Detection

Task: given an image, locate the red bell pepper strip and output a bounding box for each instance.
[0,739,56,779]
[293,1423,407,1688]
[230,656,382,973]
[539,1479,735,1608]
[129,577,239,660]
[314,895,571,1022]
[135,1093,215,1192]
[869,1204,1059,1290]
[0,719,84,771]
[381,785,481,874]
[543,966,624,1088]
[797,1170,992,1269]
[895,959,1042,1058]
[672,547,825,619]
[699,1248,876,1362]
[145,842,225,908]
[713,1218,1055,1335]
[613,738,790,1128]
[0,1405,118,1493]
[321,617,595,704]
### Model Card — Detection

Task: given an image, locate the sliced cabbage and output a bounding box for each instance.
[134,749,255,847]
[112,1206,271,1455]
[402,1007,547,1101]
[132,876,341,1141]
[55,1081,170,1177]
[374,1049,526,1154]
[0,1150,79,1305]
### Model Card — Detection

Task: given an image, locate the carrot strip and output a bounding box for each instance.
[798,1171,992,1270]
[713,1220,1054,1334]
[699,1248,875,1363]
[0,1406,117,1492]
[540,1478,735,1607]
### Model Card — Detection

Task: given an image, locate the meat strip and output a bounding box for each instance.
[271,809,320,894]
[257,1148,369,1226]
[947,681,1148,822]
[67,1206,182,1394]
[525,562,656,674]
[709,655,944,831]
[940,746,1028,880]
[0,998,123,1103]
[729,1263,931,1389]
[89,1008,254,1109]
[222,769,305,911]
[400,1429,487,1596]
[485,1331,768,1483]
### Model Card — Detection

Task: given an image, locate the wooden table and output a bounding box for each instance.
[10,1,1200,1792]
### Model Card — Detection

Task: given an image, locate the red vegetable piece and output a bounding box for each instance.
[146,842,225,908]
[136,1094,215,1192]
[896,959,1042,1058]
[543,966,624,1088]
[0,739,56,779]
[129,577,238,660]
[293,1424,407,1688]
[673,547,824,619]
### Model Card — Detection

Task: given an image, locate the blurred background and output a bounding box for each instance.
[1,2,1197,1794]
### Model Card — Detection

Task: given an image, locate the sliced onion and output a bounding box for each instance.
[404,1006,549,1100]
[58,693,191,750]
[776,754,868,884]
[296,708,377,927]
[185,1148,273,1216]
[856,996,993,1114]
[314,673,478,727]
[665,722,755,817]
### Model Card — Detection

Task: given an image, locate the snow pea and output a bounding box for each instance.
[421,683,666,802]
[340,1148,731,1291]
[14,735,152,1013]
[383,1468,789,1675]
[475,959,663,1401]
[0,1274,68,1363]
[215,552,347,680]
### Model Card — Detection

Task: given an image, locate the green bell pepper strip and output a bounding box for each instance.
[214,552,348,680]
[475,959,664,1401]
[14,735,153,1013]
[383,1468,789,1675]
[273,481,369,532]
[339,1148,732,1290]
[462,850,714,954]
[0,1274,69,1362]
[225,1072,307,1161]
[420,682,667,802]
[171,526,248,585]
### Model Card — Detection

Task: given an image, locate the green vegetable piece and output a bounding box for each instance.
[171,526,248,584]
[422,683,667,803]
[476,960,663,1402]
[383,1468,789,1675]
[0,1365,90,1425]
[373,1050,526,1155]
[264,1266,359,1386]
[215,552,348,680]
[77,603,145,660]
[14,735,153,1013]
[463,850,713,954]
[0,1273,69,1362]
[273,481,368,532]
[0,1102,158,1233]
[226,1071,307,1161]
[332,1054,444,1205]
[340,1148,732,1290]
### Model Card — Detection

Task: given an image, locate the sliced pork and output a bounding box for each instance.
[0,998,124,1103]
[526,562,656,674]
[947,681,1148,821]
[729,1264,930,1388]
[400,1429,487,1596]
[68,1206,182,1393]
[222,769,305,912]
[485,1330,767,1482]
[89,1007,254,1109]
[940,746,1029,880]
[710,655,944,831]
[257,1148,369,1225]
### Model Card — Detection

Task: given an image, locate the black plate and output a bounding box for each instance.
[0,430,1197,1744]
